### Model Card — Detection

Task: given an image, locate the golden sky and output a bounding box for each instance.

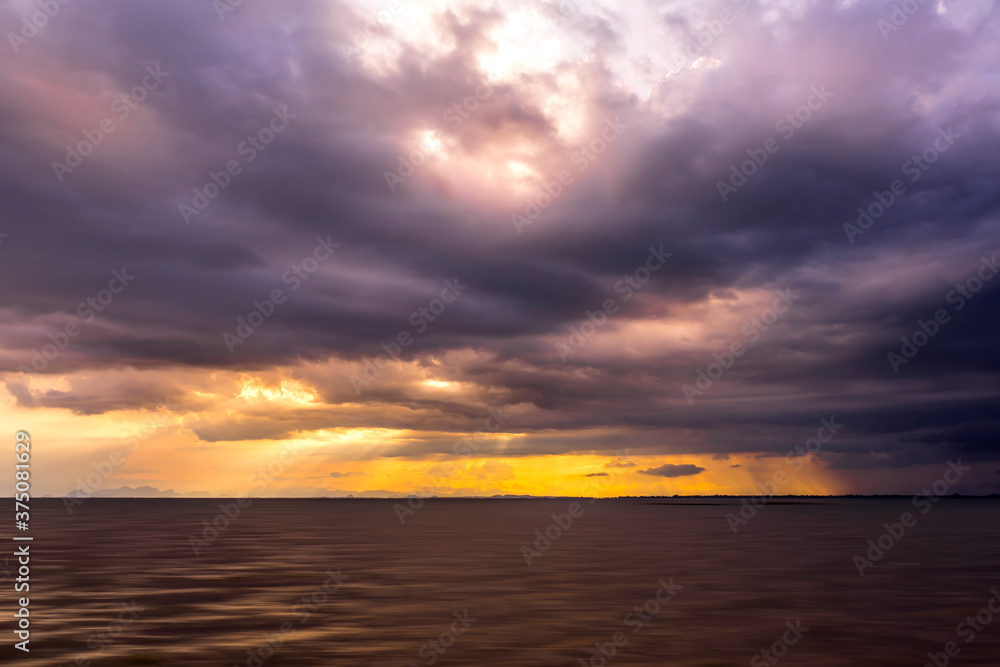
[2,0,998,499]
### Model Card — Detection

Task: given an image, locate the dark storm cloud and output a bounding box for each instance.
[1,0,999,479]
[639,464,706,478]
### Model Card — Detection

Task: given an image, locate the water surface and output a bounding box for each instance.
[3,498,998,666]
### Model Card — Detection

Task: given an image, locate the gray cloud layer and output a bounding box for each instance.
[1,0,998,483]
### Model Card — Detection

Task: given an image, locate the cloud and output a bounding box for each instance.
[639,464,706,478]
[0,0,998,496]
[584,472,609,477]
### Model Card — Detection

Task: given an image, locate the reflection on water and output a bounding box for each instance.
[3,498,999,666]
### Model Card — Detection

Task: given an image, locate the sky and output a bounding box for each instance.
[1,0,999,499]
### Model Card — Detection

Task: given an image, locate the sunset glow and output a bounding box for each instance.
[1,0,998,502]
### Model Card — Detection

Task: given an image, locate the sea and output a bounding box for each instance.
[3,497,998,666]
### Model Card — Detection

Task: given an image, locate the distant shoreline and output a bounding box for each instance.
[25,494,1000,500]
